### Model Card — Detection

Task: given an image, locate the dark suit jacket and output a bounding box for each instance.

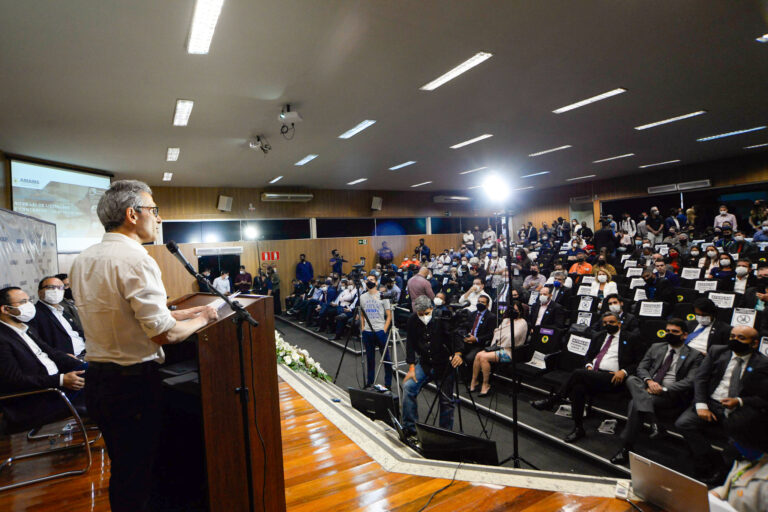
[685,319,731,351]
[644,276,675,304]
[549,285,572,306]
[528,300,566,329]
[465,310,497,347]
[693,345,768,410]
[618,312,640,333]
[635,342,704,397]
[585,329,646,376]
[28,301,84,355]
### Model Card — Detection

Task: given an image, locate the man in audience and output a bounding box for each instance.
[714,204,738,230]
[753,219,768,242]
[646,207,664,246]
[569,253,593,275]
[233,265,253,293]
[654,259,680,287]
[286,278,313,316]
[685,297,732,355]
[407,266,435,310]
[330,249,347,274]
[459,277,492,312]
[528,286,565,329]
[526,222,538,243]
[463,229,475,251]
[592,220,616,256]
[377,241,394,266]
[29,276,86,356]
[483,225,496,246]
[317,277,355,334]
[726,230,758,260]
[197,268,213,293]
[610,319,704,464]
[461,295,496,366]
[303,279,332,325]
[295,254,314,285]
[55,273,75,302]
[674,325,768,481]
[732,258,755,295]
[605,294,640,333]
[415,238,431,260]
[531,312,645,443]
[522,263,546,293]
[640,268,675,303]
[620,213,637,238]
[579,221,593,242]
[665,208,682,235]
[212,270,231,295]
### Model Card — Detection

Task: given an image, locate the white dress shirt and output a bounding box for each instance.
[687,324,713,355]
[590,330,621,372]
[733,276,749,294]
[697,352,752,410]
[535,301,550,326]
[1,320,63,385]
[70,232,177,365]
[42,301,86,355]
[459,290,492,312]
[212,276,231,295]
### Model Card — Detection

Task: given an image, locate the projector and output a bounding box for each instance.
[278,110,302,124]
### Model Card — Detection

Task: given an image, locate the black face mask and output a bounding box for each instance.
[729,338,753,356]
[666,334,684,346]
[604,324,620,334]
[365,281,376,289]
[476,303,487,312]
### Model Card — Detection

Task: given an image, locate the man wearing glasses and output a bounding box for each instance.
[28,276,86,356]
[70,180,218,512]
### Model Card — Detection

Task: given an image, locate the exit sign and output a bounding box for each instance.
[358,239,368,245]
[261,251,280,261]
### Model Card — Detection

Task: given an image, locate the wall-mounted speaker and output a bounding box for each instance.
[371,196,383,211]
[217,195,233,212]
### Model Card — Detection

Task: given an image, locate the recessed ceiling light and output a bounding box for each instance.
[634,111,706,130]
[347,178,367,185]
[639,159,681,168]
[338,120,376,139]
[173,99,194,126]
[269,176,283,184]
[745,142,768,149]
[592,153,635,163]
[166,148,180,161]
[552,88,626,114]
[162,172,173,182]
[697,126,766,142]
[420,52,493,91]
[411,181,432,188]
[295,154,318,166]
[389,161,417,170]
[757,34,768,43]
[450,134,493,149]
[529,145,571,157]
[565,174,596,181]
[187,0,225,54]
[520,171,549,178]
[459,166,488,175]
[513,186,534,191]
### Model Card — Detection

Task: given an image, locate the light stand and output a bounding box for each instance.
[333,276,373,385]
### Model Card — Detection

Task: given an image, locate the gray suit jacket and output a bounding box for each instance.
[635,342,704,396]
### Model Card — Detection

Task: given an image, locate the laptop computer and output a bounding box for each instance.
[629,452,709,512]
[388,410,421,451]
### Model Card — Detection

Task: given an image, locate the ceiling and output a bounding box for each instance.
[1,1,768,192]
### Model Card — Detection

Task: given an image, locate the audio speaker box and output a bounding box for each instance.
[217,195,233,212]
[371,196,383,211]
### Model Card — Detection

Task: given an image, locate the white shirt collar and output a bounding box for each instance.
[102,232,148,253]
[0,319,29,335]
[41,300,63,312]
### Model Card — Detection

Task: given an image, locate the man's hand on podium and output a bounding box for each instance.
[171,305,218,323]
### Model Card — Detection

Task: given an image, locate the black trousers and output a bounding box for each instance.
[85,361,163,512]
[674,399,727,472]
[559,368,625,428]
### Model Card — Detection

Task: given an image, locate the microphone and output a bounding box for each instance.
[165,240,197,277]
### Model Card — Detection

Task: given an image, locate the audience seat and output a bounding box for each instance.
[511,326,566,381]
[537,327,598,393]
[672,287,698,304]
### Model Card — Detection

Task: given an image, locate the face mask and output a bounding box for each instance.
[642,243,651,248]
[719,259,731,267]
[707,251,717,258]
[735,266,749,277]
[597,274,607,283]
[635,240,642,246]
[539,295,550,304]
[553,280,562,288]
[203,273,211,277]
[609,304,621,314]
[696,315,712,326]
[729,338,753,356]
[763,226,768,232]
[690,250,699,257]
[720,211,727,216]
[43,289,64,304]
[348,285,355,291]
[8,302,36,322]
[433,297,444,306]
[666,333,684,346]
[604,323,620,334]
[734,441,764,461]
[419,313,432,325]
[476,303,487,312]
[321,286,328,291]
[491,252,498,258]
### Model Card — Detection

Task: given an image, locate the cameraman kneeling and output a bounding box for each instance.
[402,296,463,435]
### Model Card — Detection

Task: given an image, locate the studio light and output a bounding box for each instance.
[243,226,259,239]
[481,174,511,203]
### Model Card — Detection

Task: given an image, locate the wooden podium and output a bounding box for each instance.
[167,293,286,512]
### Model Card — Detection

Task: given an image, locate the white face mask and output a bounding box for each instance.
[43,289,64,305]
[763,226,768,232]
[608,303,621,314]
[597,274,608,283]
[433,297,444,306]
[707,250,717,258]
[240,270,245,274]
[642,243,651,248]
[539,295,550,304]
[720,211,727,216]
[735,266,749,276]
[734,236,745,242]
[491,252,498,258]
[691,250,699,256]
[419,313,432,325]
[719,259,730,267]
[348,285,355,291]
[8,302,36,323]
[696,315,712,326]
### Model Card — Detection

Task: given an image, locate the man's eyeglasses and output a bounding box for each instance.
[135,205,160,217]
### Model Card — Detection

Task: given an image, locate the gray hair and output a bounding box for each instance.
[413,295,433,313]
[97,180,153,232]
[552,271,566,280]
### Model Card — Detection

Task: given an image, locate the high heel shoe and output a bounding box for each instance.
[478,386,492,397]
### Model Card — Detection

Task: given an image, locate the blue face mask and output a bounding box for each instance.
[553,281,562,288]
[734,441,764,461]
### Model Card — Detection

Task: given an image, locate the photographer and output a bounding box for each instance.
[402,296,463,434]
[360,277,392,389]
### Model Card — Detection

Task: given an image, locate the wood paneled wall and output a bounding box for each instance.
[0,152,9,210]
[145,233,464,304]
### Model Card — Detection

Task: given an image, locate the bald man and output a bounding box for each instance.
[674,325,768,481]
[406,266,435,310]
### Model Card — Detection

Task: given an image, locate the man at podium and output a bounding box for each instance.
[71,180,218,512]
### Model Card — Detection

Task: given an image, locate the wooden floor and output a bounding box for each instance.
[0,380,656,511]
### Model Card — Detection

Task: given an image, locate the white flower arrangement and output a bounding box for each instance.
[275,330,331,381]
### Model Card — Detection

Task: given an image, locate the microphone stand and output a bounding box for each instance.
[168,242,260,512]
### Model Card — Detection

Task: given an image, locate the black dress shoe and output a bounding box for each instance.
[648,423,665,440]
[610,448,630,465]
[531,397,557,411]
[563,427,586,443]
[478,386,492,397]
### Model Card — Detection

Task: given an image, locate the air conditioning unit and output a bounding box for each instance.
[195,246,244,256]
[569,195,592,203]
[647,184,678,194]
[260,193,314,202]
[371,196,383,210]
[433,195,471,203]
[677,179,711,191]
[217,195,233,212]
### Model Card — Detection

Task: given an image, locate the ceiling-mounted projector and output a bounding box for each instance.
[279,104,302,124]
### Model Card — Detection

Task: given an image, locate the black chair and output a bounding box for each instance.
[707,291,738,323]
[538,327,598,393]
[511,326,566,381]
[671,302,696,323]
[672,287,698,304]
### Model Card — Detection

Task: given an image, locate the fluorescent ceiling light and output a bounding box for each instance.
[295,154,318,166]
[520,171,549,178]
[459,166,488,175]
[757,34,768,43]
[552,88,626,114]
[513,186,534,191]
[450,134,493,149]
[420,52,493,91]
[634,111,706,130]
[565,174,596,181]
[187,0,225,54]
[411,181,432,188]
[166,148,180,161]
[745,142,768,149]
[269,176,283,184]
[389,161,417,170]
[162,172,173,182]
[173,99,194,126]
[592,153,635,163]
[697,126,766,142]
[468,185,482,190]
[338,120,376,139]
[347,178,367,185]
[529,145,571,157]
[639,159,680,168]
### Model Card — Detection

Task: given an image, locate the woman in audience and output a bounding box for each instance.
[470,301,528,397]
[700,244,720,272]
[683,245,701,268]
[592,250,617,276]
[590,268,618,299]
[709,252,735,280]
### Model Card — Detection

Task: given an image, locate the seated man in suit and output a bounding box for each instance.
[640,269,675,304]
[461,295,497,366]
[531,311,645,442]
[528,286,566,331]
[674,325,768,481]
[685,297,731,355]
[610,319,704,464]
[604,294,640,333]
[28,276,86,356]
[548,271,573,306]
[0,287,86,427]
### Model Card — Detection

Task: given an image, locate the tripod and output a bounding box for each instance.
[424,358,490,439]
[333,280,374,385]
[372,307,405,403]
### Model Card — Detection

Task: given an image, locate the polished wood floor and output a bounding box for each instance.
[0,381,658,511]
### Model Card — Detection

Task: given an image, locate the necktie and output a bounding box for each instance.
[593,334,614,370]
[727,357,745,398]
[685,325,707,344]
[653,349,676,383]
[471,312,483,336]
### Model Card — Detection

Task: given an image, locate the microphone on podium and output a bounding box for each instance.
[165,240,197,277]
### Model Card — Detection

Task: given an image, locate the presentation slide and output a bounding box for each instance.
[11,160,111,253]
